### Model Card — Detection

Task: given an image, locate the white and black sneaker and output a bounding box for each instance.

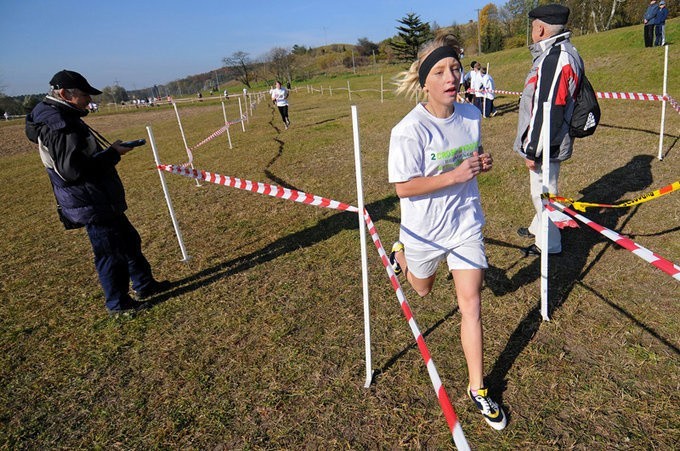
[468,386,507,431]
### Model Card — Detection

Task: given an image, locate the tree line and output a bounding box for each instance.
[1,0,674,114]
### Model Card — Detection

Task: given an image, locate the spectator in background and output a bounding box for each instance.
[4,111,9,121]
[643,0,659,47]
[271,80,291,130]
[513,4,584,256]
[25,70,169,317]
[480,67,497,118]
[471,62,484,112]
[462,60,477,103]
[655,0,669,46]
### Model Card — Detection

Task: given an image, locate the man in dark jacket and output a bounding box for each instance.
[654,1,669,46]
[643,0,659,47]
[26,70,168,316]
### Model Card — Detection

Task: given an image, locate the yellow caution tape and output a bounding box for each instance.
[543,181,680,212]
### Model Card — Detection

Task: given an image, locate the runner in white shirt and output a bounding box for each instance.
[388,33,507,432]
[271,81,290,129]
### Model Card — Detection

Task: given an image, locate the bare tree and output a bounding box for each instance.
[267,47,293,85]
[222,51,254,89]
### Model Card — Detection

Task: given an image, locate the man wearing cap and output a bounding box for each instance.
[643,0,659,47]
[654,1,669,46]
[513,4,584,256]
[25,70,169,317]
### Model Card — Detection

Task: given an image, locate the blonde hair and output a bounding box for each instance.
[394,32,462,100]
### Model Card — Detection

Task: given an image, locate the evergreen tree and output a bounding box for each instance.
[390,13,433,62]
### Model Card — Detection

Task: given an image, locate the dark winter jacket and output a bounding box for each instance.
[25,96,127,227]
[644,3,659,23]
[655,7,669,25]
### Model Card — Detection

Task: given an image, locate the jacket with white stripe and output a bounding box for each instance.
[513,31,584,162]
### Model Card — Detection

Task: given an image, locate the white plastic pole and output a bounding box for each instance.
[146,125,191,262]
[657,45,668,161]
[540,102,551,321]
[350,105,373,388]
[237,97,246,132]
[483,63,489,117]
[221,101,233,149]
[380,75,384,103]
[172,102,201,187]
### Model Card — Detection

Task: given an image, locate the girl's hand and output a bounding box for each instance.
[480,152,493,172]
[453,151,483,183]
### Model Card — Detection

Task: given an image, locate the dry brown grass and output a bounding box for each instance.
[1,33,679,449]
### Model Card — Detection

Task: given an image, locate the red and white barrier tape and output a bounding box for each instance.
[362,210,469,449]
[159,164,358,212]
[159,163,470,448]
[596,91,663,101]
[550,201,680,281]
[467,88,679,114]
[465,88,522,96]
[226,115,247,126]
[545,203,579,229]
[189,125,229,152]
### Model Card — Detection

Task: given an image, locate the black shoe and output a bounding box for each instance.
[517,227,535,239]
[134,280,171,300]
[108,302,151,318]
[521,244,562,257]
[522,244,541,257]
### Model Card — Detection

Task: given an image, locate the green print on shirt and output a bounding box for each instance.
[430,142,479,172]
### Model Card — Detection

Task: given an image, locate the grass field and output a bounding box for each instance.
[1,21,679,449]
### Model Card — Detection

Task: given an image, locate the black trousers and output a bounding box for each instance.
[85,215,154,311]
[277,105,289,124]
[644,24,655,47]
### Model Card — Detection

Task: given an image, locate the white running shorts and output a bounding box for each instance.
[405,234,488,279]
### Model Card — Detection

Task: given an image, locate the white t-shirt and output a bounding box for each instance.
[481,73,495,100]
[271,87,288,106]
[471,70,484,98]
[388,102,485,251]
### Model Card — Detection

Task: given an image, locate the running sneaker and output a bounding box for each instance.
[389,241,404,275]
[468,386,507,431]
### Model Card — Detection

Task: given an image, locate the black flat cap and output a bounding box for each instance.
[529,4,570,25]
[49,70,102,95]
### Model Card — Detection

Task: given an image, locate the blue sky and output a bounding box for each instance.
[0,0,501,96]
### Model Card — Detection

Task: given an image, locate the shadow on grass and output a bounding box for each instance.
[146,194,400,308]
[490,98,520,117]
[483,154,680,405]
[373,306,461,381]
[598,122,677,161]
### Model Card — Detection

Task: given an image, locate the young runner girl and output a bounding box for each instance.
[388,32,506,431]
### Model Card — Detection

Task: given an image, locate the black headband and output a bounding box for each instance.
[418,46,460,87]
